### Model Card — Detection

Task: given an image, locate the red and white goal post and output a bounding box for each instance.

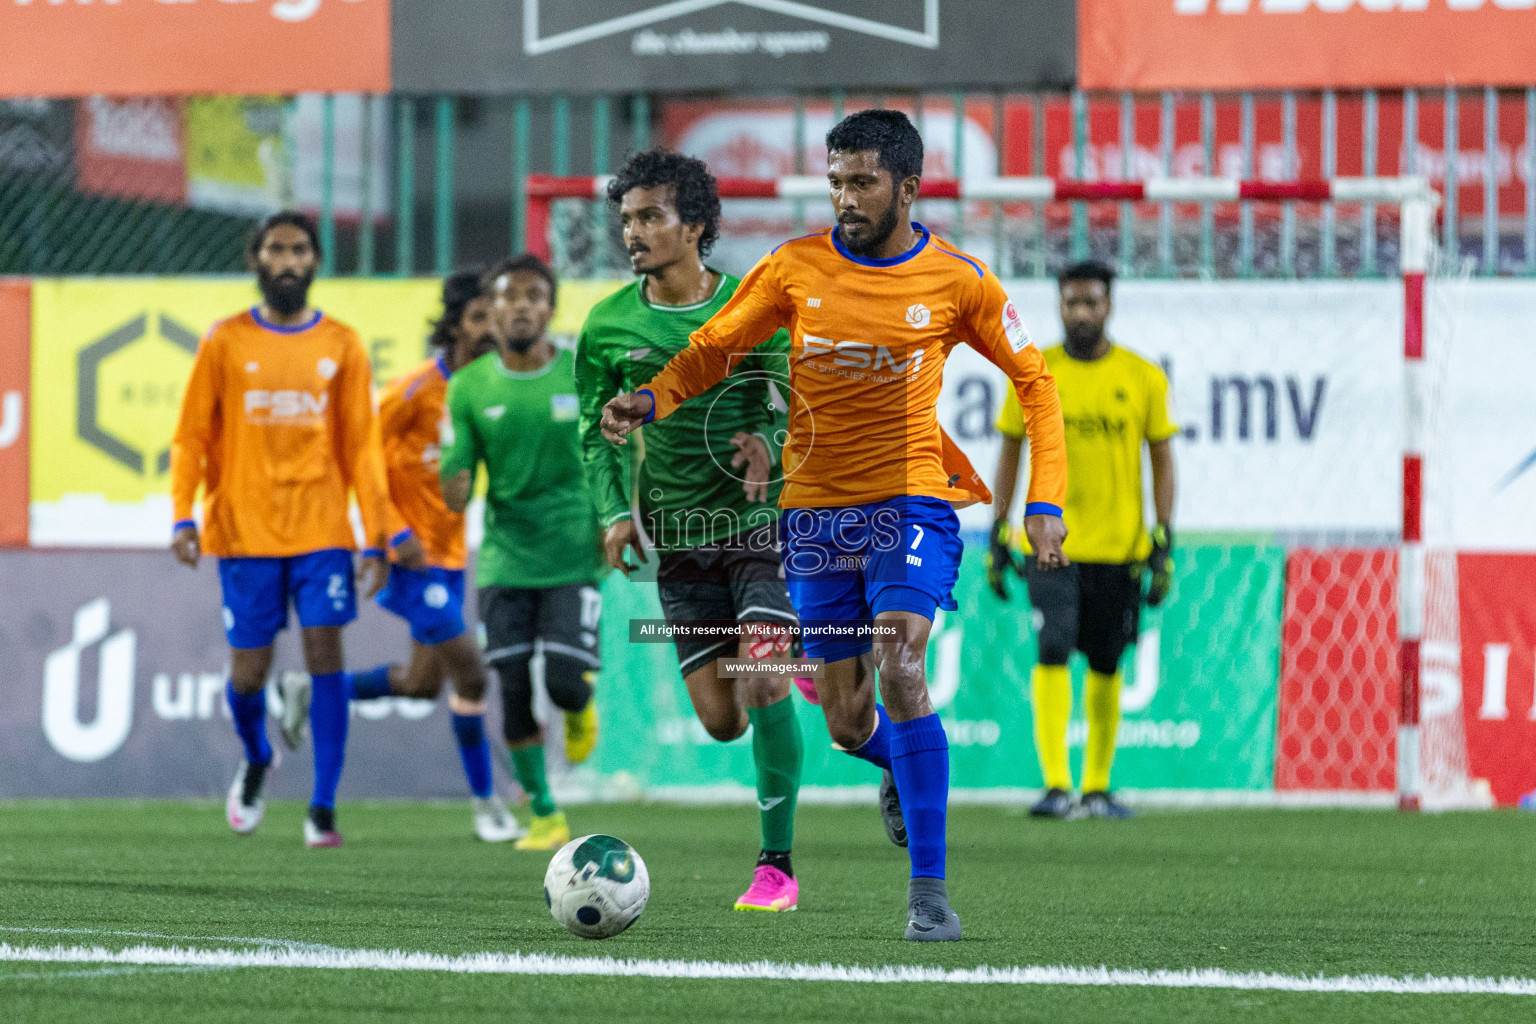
[527,174,1452,811]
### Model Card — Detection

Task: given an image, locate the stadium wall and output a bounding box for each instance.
[1,277,1534,803]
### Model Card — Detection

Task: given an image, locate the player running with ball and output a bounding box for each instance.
[576,150,805,913]
[602,111,1068,941]
[171,211,390,848]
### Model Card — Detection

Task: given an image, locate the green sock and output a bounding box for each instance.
[747,696,803,854]
[508,744,556,817]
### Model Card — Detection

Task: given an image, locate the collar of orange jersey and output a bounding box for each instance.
[435,354,451,380]
[830,221,930,268]
[251,307,322,334]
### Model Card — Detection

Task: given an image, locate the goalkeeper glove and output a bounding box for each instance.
[986,519,1019,601]
[1145,524,1173,608]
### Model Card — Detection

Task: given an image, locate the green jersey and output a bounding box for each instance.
[575,272,790,552]
[441,347,604,589]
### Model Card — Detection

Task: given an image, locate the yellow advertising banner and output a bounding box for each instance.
[29,276,625,547]
[29,278,442,546]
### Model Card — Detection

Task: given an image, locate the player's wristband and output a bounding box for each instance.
[1023,502,1063,518]
[172,519,196,533]
[636,389,657,424]
[362,548,385,559]
[389,528,414,549]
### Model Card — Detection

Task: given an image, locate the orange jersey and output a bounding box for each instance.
[374,356,467,570]
[170,308,389,558]
[642,225,1068,512]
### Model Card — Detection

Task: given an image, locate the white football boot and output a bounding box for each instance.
[226,749,278,835]
[472,795,526,843]
[276,671,312,751]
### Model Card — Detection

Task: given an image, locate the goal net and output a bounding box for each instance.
[526,174,1489,809]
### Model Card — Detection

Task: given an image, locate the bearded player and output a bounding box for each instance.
[278,270,523,843]
[602,111,1068,941]
[989,260,1178,821]
[442,254,606,852]
[171,211,389,848]
[575,150,804,912]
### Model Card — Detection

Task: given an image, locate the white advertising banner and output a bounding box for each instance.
[1440,282,1536,552]
[24,277,1534,550]
[942,280,1405,540]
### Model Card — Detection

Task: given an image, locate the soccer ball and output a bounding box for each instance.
[544,834,650,939]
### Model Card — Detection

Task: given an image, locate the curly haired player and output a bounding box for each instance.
[575,150,806,913]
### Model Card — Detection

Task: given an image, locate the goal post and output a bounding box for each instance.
[526,174,1471,810]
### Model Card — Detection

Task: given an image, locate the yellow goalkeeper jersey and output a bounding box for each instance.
[997,343,1177,564]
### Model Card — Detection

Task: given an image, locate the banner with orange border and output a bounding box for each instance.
[0,0,389,97]
[1079,0,1536,92]
[0,281,29,548]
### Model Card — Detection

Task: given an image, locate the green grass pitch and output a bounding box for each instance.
[2,800,1534,1022]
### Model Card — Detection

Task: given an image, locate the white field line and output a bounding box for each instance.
[0,926,346,953]
[0,942,1533,996]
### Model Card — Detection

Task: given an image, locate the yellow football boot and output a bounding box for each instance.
[564,702,599,765]
[513,811,570,851]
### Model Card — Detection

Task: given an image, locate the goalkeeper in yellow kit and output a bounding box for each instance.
[990,261,1178,819]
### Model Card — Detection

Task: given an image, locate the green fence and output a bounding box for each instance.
[6,87,1536,281]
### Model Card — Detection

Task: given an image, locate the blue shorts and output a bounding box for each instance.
[782,495,963,663]
[217,549,358,650]
[376,565,467,646]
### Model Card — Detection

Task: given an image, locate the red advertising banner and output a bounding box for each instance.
[1079,0,1536,92]
[1458,553,1536,807]
[0,281,30,548]
[76,97,186,205]
[1279,549,1536,805]
[0,0,390,98]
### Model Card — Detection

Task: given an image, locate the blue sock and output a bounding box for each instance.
[309,671,348,811]
[845,703,894,772]
[891,713,949,879]
[451,713,494,799]
[346,665,393,701]
[226,682,272,766]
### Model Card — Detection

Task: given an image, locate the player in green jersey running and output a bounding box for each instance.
[575,151,806,912]
[441,254,606,853]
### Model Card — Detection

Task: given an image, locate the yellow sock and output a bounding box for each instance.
[1030,665,1073,791]
[1082,670,1123,793]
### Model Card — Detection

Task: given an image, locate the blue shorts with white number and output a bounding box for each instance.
[781,495,963,663]
[217,548,358,650]
[376,565,467,646]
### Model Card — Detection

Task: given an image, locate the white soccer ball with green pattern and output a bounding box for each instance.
[544,834,650,939]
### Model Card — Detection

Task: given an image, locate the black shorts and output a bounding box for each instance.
[478,582,602,672]
[655,523,798,677]
[1023,560,1142,675]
